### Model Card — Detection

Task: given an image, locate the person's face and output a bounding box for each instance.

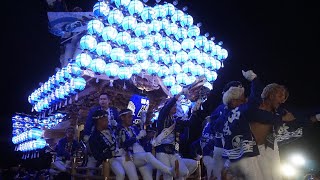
[232,93,247,107]
[66,129,75,139]
[99,95,110,108]
[270,89,286,110]
[122,113,133,127]
[98,116,108,129]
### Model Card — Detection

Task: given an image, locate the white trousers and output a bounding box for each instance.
[133,152,172,179]
[229,156,262,180]
[213,147,226,180]
[203,155,215,178]
[52,157,71,172]
[155,153,189,180]
[110,156,139,180]
[257,144,282,180]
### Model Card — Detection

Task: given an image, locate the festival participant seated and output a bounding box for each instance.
[152,88,195,180]
[53,127,80,172]
[88,110,137,180]
[83,93,119,169]
[118,109,176,180]
[216,70,265,180]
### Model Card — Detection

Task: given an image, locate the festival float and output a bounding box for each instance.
[18,0,229,178]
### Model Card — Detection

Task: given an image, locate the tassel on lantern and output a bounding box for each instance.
[221,61,224,68]
[69,97,72,104]
[31,153,34,159]
[75,93,79,101]
[22,154,25,159]
[37,151,40,158]
[109,80,114,87]
[31,106,34,112]
[59,102,62,109]
[96,78,99,83]
[55,104,58,110]
[64,99,67,106]
[123,82,126,89]
[27,153,30,159]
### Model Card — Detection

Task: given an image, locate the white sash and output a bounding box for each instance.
[152,122,176,147]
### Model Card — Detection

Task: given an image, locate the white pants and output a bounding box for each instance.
[203,155,215,178]
[110,156,139,180]
[257,144,282,180]
[213,147,226,180]
[52,157,71,172]
[133,152,172,179]
[229,156,262,180]
[156,153,189,180]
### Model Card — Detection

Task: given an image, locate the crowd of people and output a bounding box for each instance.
[49,69,319,180]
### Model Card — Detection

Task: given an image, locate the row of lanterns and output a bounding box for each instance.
[15,139,47,152]
[12,128,43,145]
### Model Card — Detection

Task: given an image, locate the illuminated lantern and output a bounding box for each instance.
[121,16,137,31]
[102,26,118,42]
[159,19,170,32]
[128,0,144,17]
[204,69,218,82]
[75,53,92,69]
[116,31,131,46]
[118,67,132,80]
[180,14,193,28]
[131,63,142,75]
[176,73,189,85]
[163,53,176,66]
[163,75,176,87]
[128,38,143,53]
[212,59,222,70]
[165,23,178,37]
[90,58,106,74]
[172,41,182,54]
[135,23,149,37]
[108,9,124,26]
[211,44,222,56]
[80,35,97,52]
[204,40,215,53]
[181,38,194,52]
[175,51,188,64]
[110,48,125,62]
[149,20,161,34]
[171,10,185,25]
[142,35,154,49]
[187,25,200,39]
[169,63,182,75]
[157,66,170,78]
[163,3,176,18]
[96,42,112,57]
[55,70,65,85]
[220,48,228,60]
[175,28,188,42]
[115,0,130,9]
[182,61,195,74]
[149,33,162,45]
[67,63,82,77]
[62,67,71,81]
[147,62,160,75]
[124,53,137,65]
[153,50,166,63]
[141,7,156,23]
[192,64,205,76]
[42,97,49,109]
[170,84,182,95]
[159,36,173,51]
[195,36,208,49]
[188,48,200,61]
[136,49,148,62]
[196,52,209,65]
[154,4,165,20]
[105,63,119,78]
[93,1,110,18]
[87,19,104,36]
[147,47,157,59]
[139,60,150,71]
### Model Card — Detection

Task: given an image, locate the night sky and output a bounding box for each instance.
[1,0,319,168]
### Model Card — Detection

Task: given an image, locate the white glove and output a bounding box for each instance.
[83,135,89,143]
[242,70,257,81]
[316,114,320,121]
[110,120,118,126]
[136,130,147,139]
[151,138,159,147]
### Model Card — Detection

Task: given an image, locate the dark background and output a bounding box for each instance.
[1,0,319,170]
